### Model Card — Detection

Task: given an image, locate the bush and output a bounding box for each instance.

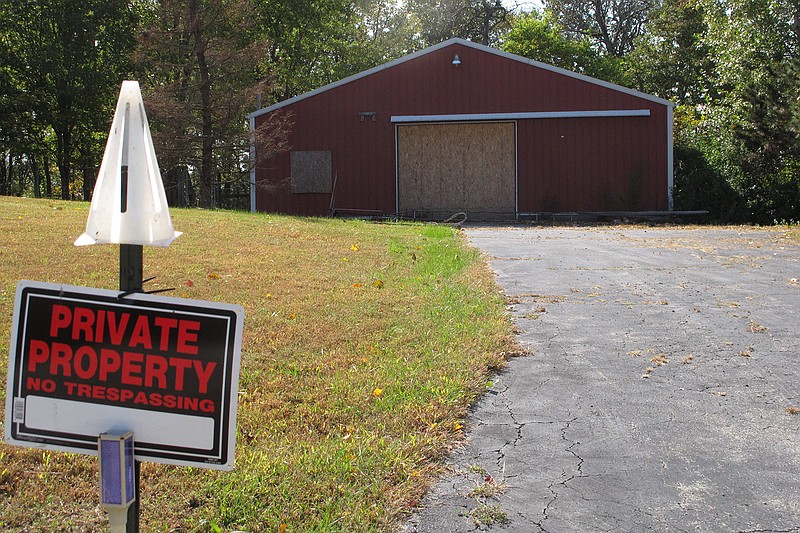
[673,145,745,223]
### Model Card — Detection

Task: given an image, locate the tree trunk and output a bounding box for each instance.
[55,128,71,200]
[793,4,800,46]
[198,53,215,208]
[5,152,14,196]
[17,153,26,195]
[480,1,491,45]
[190,0,215,209]
[81,144,95,200]
[593,0,616,56]
[0,151,9,196]
[44,154,53,198]
[83,165,95,200]
[31,156,42,198]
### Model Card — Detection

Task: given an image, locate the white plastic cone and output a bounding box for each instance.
[75,80,181,247]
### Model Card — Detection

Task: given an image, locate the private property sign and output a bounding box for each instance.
[4,280,243,470]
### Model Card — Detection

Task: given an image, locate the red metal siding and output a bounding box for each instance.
[517,111,668,212]
[255,41,670,216]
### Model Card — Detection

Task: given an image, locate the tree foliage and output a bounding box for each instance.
[502,11,598,70]
[626,0,717,105]
[501,9,624,81]
[134,0,288,209]
[544,0,660,56]
[404,0,513,46]
[698,0,800,222]
[255,0,360,102]
[0,0,136,199]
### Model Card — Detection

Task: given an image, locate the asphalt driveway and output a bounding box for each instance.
[404,226,800,532]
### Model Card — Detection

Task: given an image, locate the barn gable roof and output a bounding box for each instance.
[248,38,672,120]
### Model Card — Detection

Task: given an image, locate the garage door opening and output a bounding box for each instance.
[396,122,516,221]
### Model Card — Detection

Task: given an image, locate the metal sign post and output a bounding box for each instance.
[120,244,143,293]
[119,244,143,532]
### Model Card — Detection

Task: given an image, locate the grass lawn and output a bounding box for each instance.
[0,196,517,532]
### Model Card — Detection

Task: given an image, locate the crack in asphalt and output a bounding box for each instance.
[536,417,586,532]
[738,529,800,533]
[561,417,585,482]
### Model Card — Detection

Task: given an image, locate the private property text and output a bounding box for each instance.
[25,303,218,414]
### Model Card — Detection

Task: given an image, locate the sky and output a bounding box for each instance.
[506,0,544,13]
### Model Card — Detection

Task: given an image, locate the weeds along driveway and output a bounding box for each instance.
[405,226,800,533]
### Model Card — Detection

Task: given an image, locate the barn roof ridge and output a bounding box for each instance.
[247,38,673,119]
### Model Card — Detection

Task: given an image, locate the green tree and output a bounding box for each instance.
[623,0,744,218]
[255,0,363,102]
[626,0,716,105]
[354,0,421,65]
[702,0,800,222]
[404,0,513,47]
[501,9,622,81]
[0,0,136,200]
[544,0,660,56]
[253,0,420,104]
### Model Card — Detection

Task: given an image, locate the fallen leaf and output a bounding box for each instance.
[650,353,669,366]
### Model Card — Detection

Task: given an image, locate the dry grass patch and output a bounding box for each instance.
[0,197,517,532]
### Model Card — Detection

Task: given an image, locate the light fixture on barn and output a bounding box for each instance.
[452,54,461,66]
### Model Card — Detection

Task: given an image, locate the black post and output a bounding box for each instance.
[120,244,143,293]
[119,243,142,533]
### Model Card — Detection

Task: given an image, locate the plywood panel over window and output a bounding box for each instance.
[397,123,515,218]
[291,151,332,193]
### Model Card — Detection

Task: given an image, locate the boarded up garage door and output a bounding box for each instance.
[397,122,516,219]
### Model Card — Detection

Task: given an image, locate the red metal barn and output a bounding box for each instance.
[248,38,674,220]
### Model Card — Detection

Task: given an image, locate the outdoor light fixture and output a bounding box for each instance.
[99,431,136,532]
[452,54,461,66]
